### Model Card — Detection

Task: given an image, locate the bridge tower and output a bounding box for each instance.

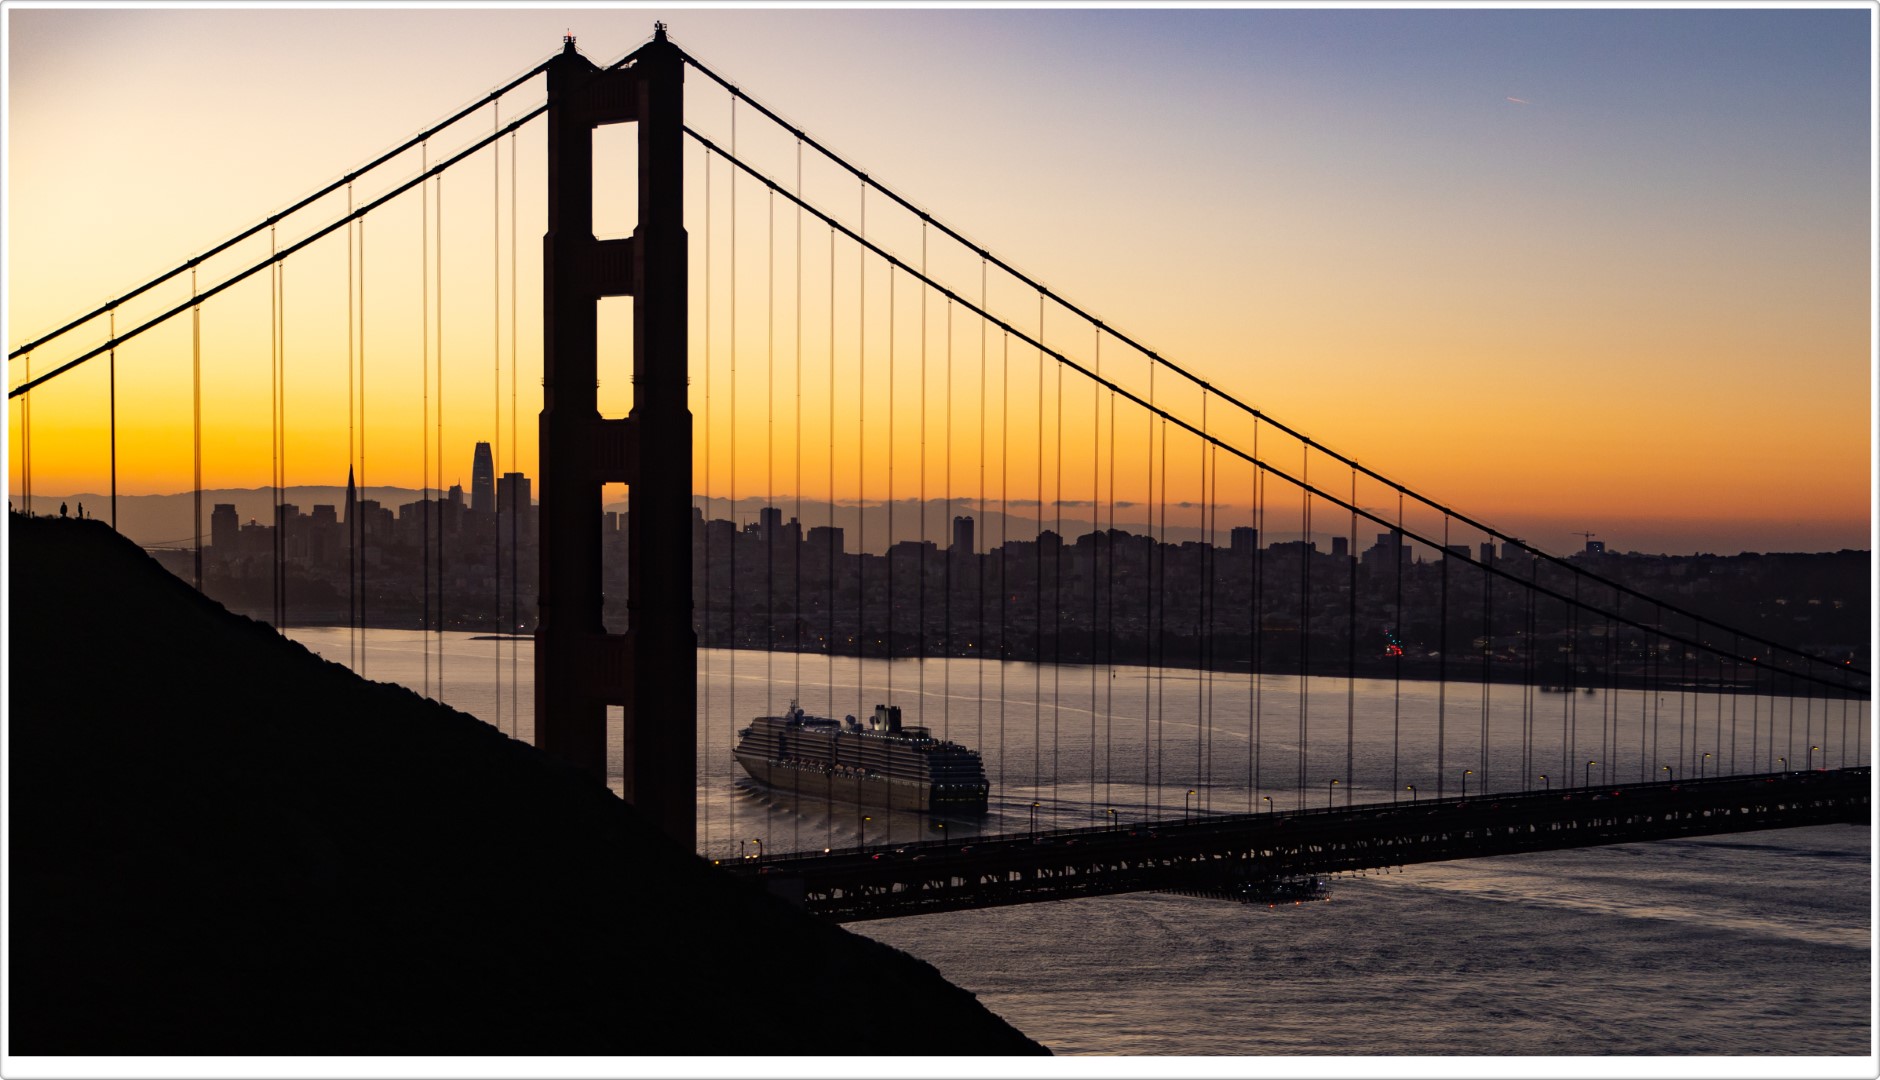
[536,26,694,848]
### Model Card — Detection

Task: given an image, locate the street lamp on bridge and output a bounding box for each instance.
[750,837,763,861]
[1585,760,1596,788]
[1185,789,1197,823]
[1327,779,1339,809]
[1540,774,1549,791]
[1262,795,1273,815]
[1030,802,1040,838]
[1809,745,1820,771]
[1406,784,1417,804]
[1661,765,1674,783]
[1777,756,1786,773]
[1461,770,1473,800]
[1106,808,1117,831]
[1700,752,1711,779]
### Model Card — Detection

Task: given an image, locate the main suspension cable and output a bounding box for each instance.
[8,59,553,362]
[675,65,1858,685]
[12,107,545,402]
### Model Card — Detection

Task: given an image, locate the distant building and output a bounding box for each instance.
[497,472,534,546]
[211,503,238,554]
[1230,526,1258,557]
[1331,535,1349,559]
[1585,540,1606,555]
[952,515,974,555]
[759,506,783,542]
[471,442,495,515]
[806,524,844,558]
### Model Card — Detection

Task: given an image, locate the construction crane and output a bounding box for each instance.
[1573,530,1600,554]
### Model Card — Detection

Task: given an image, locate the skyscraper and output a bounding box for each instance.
[497,471,534,545]
[211,503,239,554]
[344,465,357,547]
[471,441,495,515]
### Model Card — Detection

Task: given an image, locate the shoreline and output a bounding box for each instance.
[278,621,1867,699]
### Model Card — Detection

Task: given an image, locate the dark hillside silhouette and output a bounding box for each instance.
[7,512,1045,1055]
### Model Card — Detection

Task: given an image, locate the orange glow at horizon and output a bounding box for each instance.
[6,10,1872,556]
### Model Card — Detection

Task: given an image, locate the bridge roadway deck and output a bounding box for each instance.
[722,768,1870,921]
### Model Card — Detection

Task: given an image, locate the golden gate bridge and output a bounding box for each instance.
[8,26,1868,919]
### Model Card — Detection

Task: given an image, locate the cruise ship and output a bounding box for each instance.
[733,702,990,814]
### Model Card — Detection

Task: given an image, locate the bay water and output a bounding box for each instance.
[287,628,1871,1057]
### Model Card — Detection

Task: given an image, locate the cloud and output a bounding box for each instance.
[1506,96,1531,105]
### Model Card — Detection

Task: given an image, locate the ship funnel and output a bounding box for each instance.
[872,704,903,733]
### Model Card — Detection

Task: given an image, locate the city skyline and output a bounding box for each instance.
[7,8,1873,558]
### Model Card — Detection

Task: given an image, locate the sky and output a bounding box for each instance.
[4,5,1875,556]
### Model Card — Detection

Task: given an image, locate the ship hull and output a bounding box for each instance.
[733,752,988,815]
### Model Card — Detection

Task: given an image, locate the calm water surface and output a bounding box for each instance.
[289,629,1872,1056]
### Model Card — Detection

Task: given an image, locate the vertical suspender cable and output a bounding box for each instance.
[887,259,898,773]
[493,101,502,735]
[1251,421,1261,812]
[1652,603,1663,777]
[19,355,29,517]
[1640,610,1650,781]
[977,257,988,824]
[887,260,897,841]
[1144,356,1155,821]
[267,228,279,627]
[1298,447,1309,807]
[359,216,368,677]
[1206,414,1218,811]
[1034,295,1044,815]
[728,102,738,853]
[1677,609,1688,778]
[1392,491,1403,798]
[856,180,866,739]
[109,308,117,531]
[509,128,518,730]
[794,140,803,715]
[917,223,927,740]
[1730,634,1741,772]
[437,170,445,696]
[347,184,356,669]
[1525,558,1538,784]
[1564,580,1577,779]
[765,187,774,716]
[1052,298,1063,829]
[1348,468,1357,804]
[1437,516,1449,798]
[856,182,867,841]
[1197,394,1209,810]
[193,268,203,592]
[1785,671,1796,769]
[827,221,836,850]
[1150,408,1165,820]
[1104,333,1117,817]
[1094,327,1103,817]
[1480,543,1493,787]
[999,330,1008,822]
[942,253,954,754]
[421,143,431,698]
[765,188,775,715]
[278,254,287,631]
[702,143,712,851]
